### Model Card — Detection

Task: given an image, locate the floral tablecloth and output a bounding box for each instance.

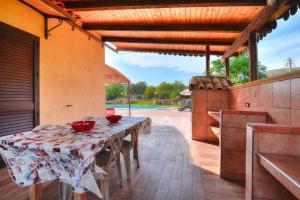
[0,116,151,196]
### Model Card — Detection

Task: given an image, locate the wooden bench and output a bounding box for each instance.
[208,110,268,181]
[246,123,300,200]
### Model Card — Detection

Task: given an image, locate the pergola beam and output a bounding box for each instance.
[102,37,235,46]
[222,0,298,60]
[225,58,230,77]
[63,0,267,11]
[83,23,247,33]
[249,31,258,81]
[205,45,210,76]
[117,48,227,56]
[23,0,118,52]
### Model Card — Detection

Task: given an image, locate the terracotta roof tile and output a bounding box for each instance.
[189,76,232,90]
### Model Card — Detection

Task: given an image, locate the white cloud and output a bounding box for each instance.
[105,48,220,74]
[258,13,300,69]
[258,34,300,69]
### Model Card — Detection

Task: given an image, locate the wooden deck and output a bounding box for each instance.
[0,110,244,200]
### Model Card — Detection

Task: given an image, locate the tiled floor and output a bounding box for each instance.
[0,109,244,200]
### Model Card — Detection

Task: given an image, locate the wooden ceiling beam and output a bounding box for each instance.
[83,23,247,33]
[21,0,118,52]
[62,0,267,11]
[102,37,235,46]
[117,48,228,56]
[222,0,298,60]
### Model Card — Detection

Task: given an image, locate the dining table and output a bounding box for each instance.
[0,116,151,200]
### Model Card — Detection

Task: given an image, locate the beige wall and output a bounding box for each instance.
[0,0,105,124]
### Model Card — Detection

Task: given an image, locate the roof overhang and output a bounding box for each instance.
[21,0,299,58]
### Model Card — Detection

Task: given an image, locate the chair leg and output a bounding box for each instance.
[30,183,42,200]
[59,181,72,200]
[73,192,86,200]
[133,146,140,168]
[123,150,131,180]
[100,176,109,200]
[116,156,123,186]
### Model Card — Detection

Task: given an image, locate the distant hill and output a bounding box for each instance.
[266,67,300,77]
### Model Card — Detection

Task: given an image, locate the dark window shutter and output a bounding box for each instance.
[0,22,39,168]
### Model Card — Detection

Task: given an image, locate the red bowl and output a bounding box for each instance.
[106,115,122,123]
[71,121,95,132]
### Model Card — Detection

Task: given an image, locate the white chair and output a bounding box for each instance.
[121,126,140,180]
[95,133,125,200]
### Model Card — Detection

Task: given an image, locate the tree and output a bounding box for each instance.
[210,54,268,85]
[258,62,268,80]
[155,81,187,99]
[156,82,173,99]
[130,81,147,95]
[105,84,126,101]
[229,54,250,84]
[144,86,156,99]
[211,59,225,75]
[171,80,186,98]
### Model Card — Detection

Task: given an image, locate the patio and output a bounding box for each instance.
[0,109,244,200]
[1,0,300,200]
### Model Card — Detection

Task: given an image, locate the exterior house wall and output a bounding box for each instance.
[0,0,105,124]
[229,72,300,126]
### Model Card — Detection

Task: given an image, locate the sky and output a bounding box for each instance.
[105,12,300,86]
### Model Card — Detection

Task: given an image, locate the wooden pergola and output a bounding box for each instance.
[22,0,300,81]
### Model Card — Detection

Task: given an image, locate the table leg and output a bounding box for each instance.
[30,183,42,200]
[73,191,86,200]
[133,132,139,159]
[133,132,140,168]
[59,181,72,200]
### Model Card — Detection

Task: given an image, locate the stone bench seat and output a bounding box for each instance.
[210,126,220,139]
[208,111,220,123]
[257,153,300,199]
[247,123,300,199]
